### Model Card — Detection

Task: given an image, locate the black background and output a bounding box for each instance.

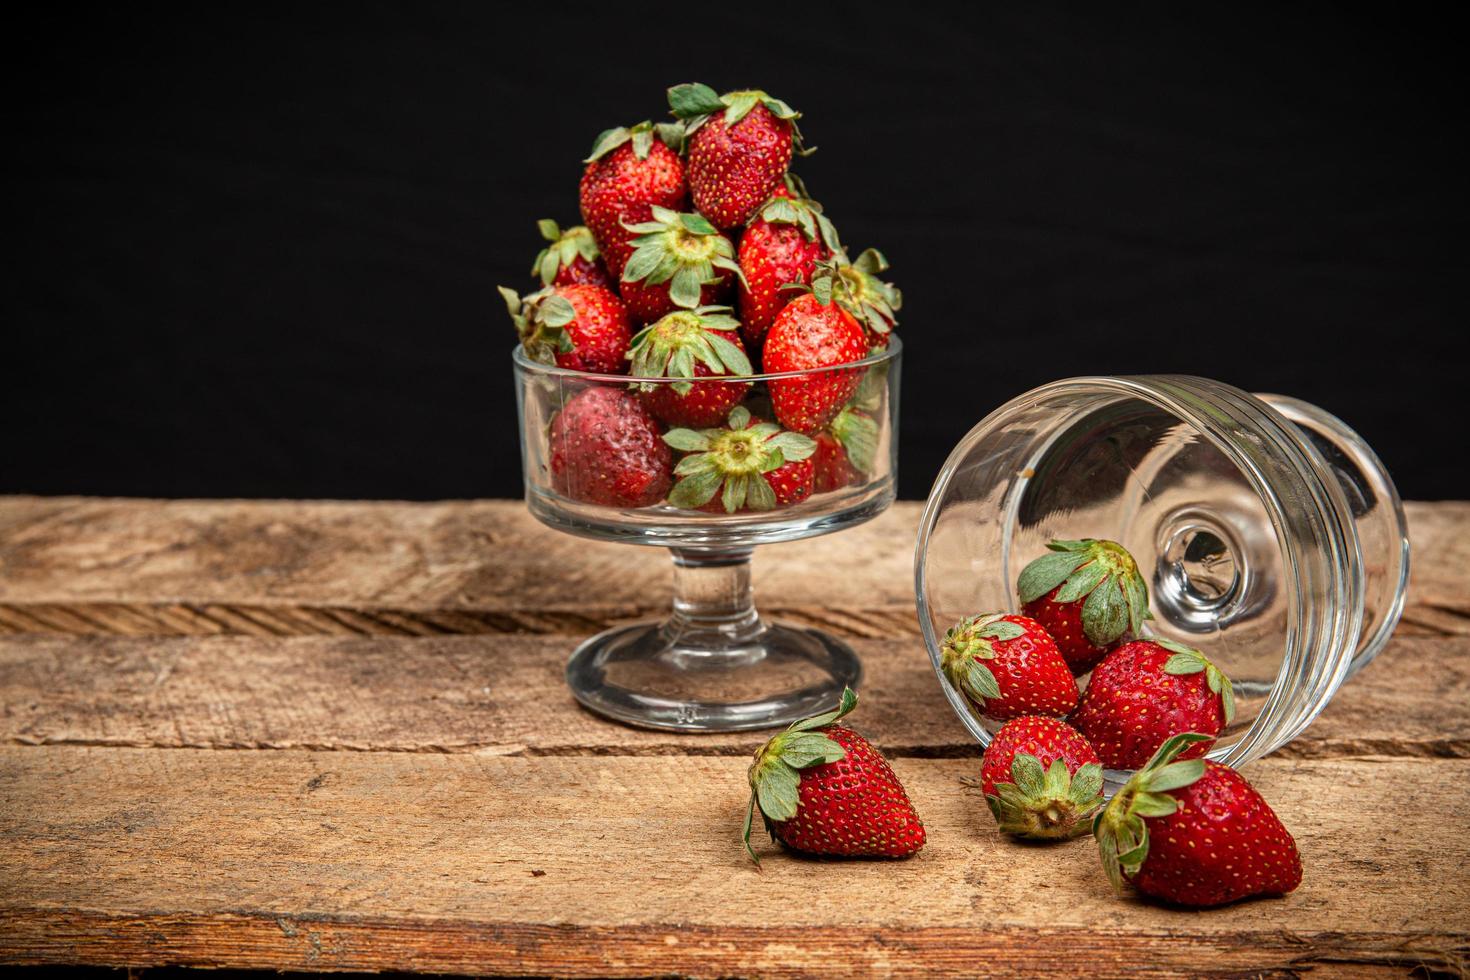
[7,5,1464,501]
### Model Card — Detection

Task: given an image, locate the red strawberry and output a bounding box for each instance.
[618,207,740,325]
[743,688,924,862]
[818,249,902,351]
[530,220,612,289]
[978,716,1104,839]
[813,405,880,493]
[548,386,672,508]
[1070,638,1235,770]
[501,283,631,375]
[669,82,806,229]
[762,282,870,433]
[1094,733,1302,906]
[579,121,687,278]
[664,406,815,514]
[938,613,1078,721]
[737,176,841,347]
[1017,538,1152,674]
[627,306,753,427]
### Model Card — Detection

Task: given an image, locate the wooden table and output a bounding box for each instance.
[1,497,1467,978]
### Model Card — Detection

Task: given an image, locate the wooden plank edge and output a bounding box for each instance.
[2,600,1465,638]
[3,734,1466,761]
[0,909,1463,978]
[0,602,925,638]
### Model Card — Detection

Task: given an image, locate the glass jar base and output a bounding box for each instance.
[565,621,862,731]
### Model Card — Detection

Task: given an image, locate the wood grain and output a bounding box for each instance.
[2,497,1465,638]
[1,747,1465,977]
[1,632,1465,760]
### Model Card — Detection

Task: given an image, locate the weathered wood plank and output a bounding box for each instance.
[0,748,1465,977]
[1,497,1464,637]
[1,633,1465,760]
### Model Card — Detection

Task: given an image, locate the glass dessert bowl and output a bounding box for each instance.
[514,337,901,731]
[915,375,1409,779]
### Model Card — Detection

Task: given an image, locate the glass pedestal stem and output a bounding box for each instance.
[564,545,861,732]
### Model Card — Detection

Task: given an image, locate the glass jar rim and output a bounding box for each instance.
[511,333,902,384]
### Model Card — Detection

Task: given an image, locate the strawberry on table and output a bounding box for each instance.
[500,282,631,375]
[978,716,1104,840]
[762,274,870,433]
[663,405,815,514]
[668,82,806,230]
[743,687,925,862]
[530,219,612,289]
[938,613,1078,721]
[737,175,841,348]
[813,405,879,493]
[1094,733,1302,906]
[579,121,687,278]
[618,207,741,325]
[1070,638,1235,770]
[1016,538,1152,674]
[548,386,672,509]
[627,305,753,428]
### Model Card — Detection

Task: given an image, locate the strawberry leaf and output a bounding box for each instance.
[1016,550,1092,602]
[1054,560,1108,603]
[754,760,801,822]
[668,469,723,509]
[667,82,726,119]
[786,686,859,733]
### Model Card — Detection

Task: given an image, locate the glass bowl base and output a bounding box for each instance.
[565,620,862,732]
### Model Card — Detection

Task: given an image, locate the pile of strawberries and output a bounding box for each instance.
[742,538,1303,910]
[503,83,898,514]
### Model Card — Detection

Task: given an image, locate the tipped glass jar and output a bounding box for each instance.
[914,376,1409,776]
[515,338,901,731]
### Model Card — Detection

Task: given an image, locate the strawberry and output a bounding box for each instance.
[627,306,753,427]
[530,219,612,289]
[618,206,741,325]
[1070,638,1235,770]
[1094,733,1302,906]
[669,82,806,229]
[548,386,672,508]
[977,716,1104,839]
[1016,538,1152,674]
[579,121,687,278]
[737,175,841,347]
[762,277,870,433]
[813,405,879,493]
[743,687,924,862]
[663,406,815,513]
[500,283,631,375]
[818,249,902,351]
[938,613,1079,721]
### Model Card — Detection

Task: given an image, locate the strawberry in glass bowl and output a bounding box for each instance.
[509,82,903,730]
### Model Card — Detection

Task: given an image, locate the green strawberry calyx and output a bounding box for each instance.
[621,206,745,308]
[743,686,856,864]
[663,405,815,513]
[828,405,880,474]
[584,119,685,163]
[939,613,1028,709]
[751,174,843,252]
[1093,732,1212,894]
[667,82,810,154]
[988,753,1105,840]
[499,285,576,365]
[794,252,902,340]
[1157,637,1237,725]
[627,306,752,395]
[1016,538,1153,648]
[531,220,601,287]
